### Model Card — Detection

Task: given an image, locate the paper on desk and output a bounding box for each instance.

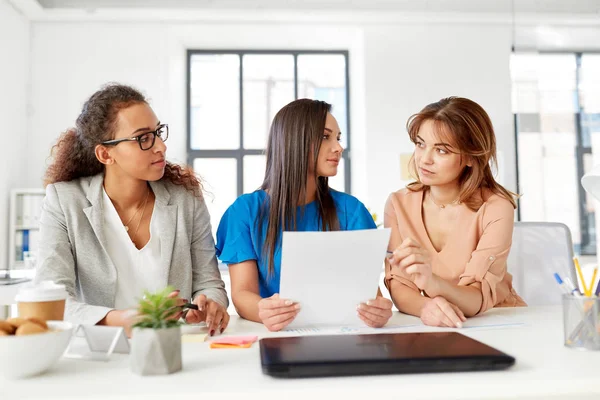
[279,229,391,329]
[460,313,525,330]
[283,323,420,336]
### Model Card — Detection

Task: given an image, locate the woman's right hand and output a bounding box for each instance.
[420,296,466,328]
[166,289,186,321]
[257,294,301,332]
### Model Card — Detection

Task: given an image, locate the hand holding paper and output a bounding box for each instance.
[258,294,301,332]
[280,229,391,329]
[357,297,393,328]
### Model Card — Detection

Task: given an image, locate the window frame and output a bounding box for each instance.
[513,51,596,254]
[186,49,352,196]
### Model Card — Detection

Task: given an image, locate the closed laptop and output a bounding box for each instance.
[260,332,515,378]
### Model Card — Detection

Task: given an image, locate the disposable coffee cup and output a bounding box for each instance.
[15,281,67,321]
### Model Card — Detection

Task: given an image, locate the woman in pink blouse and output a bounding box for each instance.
[385,96,526,328]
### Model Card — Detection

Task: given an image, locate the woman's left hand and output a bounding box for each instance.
[389,238,434,291]
[357,297,393,328]
[185,294,230,336]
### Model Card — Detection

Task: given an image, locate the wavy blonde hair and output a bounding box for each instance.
[406,96,517,211]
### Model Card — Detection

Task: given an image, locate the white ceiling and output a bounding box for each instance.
[30,0,600,14]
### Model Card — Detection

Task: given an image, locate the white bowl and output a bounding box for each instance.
[0,321,73,379]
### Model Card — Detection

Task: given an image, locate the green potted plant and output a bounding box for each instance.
[130,286,182,375]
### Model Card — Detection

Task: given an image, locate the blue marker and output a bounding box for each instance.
[554,273,569,295]
[554,273,580,296]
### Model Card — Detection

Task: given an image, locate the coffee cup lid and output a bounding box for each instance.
[15,280,68,302]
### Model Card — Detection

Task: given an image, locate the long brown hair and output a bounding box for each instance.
[406,96,517,210]
[44,83,202,196]
[259,99,340,275]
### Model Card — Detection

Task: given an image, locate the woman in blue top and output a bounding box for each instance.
[216,98,393,331]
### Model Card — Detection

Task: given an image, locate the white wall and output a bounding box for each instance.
[364,23,514,217]
[0,0,29,269]
[27,21,368,199]
[28,22,173,185]
[23,13,600,224]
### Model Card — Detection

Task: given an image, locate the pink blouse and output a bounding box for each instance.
[384,188,526,314]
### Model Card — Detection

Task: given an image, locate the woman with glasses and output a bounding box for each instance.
[36,83,229,336]
[215,99,393,332]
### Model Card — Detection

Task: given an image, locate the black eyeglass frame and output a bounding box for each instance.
[101,124,169,151]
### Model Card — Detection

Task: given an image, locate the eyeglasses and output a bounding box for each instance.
[101,124,169,151]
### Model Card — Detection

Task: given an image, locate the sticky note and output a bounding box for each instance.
[182,334,208,343]
[209,335,258,349]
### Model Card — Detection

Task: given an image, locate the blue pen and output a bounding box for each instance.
[553,273,573,296]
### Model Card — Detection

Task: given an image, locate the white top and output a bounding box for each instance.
[1,306,599,399]
[102,189,162,309]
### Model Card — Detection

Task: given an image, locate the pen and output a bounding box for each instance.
[183,303,199,310]
[553,273,573,296]
[563,276,583,296]
[555,273,590,345]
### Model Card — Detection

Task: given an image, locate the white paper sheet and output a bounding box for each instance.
[282,323,421,336]
[459,313,525,330]
[279,228,391,329]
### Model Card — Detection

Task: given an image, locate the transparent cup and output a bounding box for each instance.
[563,294,600,351]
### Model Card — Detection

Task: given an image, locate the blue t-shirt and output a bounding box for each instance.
[215,190,376,298]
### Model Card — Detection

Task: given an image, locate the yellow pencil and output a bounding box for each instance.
[589,267,598,297]
[573,257,589,297]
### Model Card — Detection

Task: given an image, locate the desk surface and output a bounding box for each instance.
[1,306,599,400]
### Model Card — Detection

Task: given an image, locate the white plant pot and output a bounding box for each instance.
[130,326,182,375]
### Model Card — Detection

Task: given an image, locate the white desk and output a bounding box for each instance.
[1,306,599,400]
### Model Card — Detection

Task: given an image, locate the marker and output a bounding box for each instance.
[562,276,583,296]
[554,273,574,296]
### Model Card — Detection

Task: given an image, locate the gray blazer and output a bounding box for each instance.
[35,173,228,325]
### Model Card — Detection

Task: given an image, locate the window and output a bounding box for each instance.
[187,51,350,233]
[511,52,599,255]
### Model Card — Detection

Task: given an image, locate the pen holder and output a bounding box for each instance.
[563,294,600,351]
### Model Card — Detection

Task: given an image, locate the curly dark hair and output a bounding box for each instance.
[44,83,202,196]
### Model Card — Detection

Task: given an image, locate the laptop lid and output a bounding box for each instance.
[260,332,515,378]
